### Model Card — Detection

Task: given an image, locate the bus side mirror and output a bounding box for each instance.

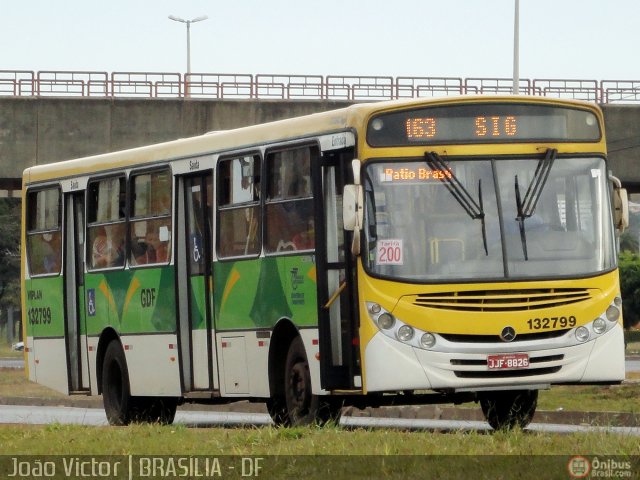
[610,175,629,233]
[614,187,629,233]
[343,159,363,256]
[343,184,364,255]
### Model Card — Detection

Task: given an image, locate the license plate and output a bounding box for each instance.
[487,353,530,370]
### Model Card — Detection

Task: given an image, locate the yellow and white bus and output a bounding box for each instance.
[22,96,628,429]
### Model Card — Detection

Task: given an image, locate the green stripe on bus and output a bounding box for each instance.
[85,267,176,335]
[214,255,318,330]
[25,276,65,337]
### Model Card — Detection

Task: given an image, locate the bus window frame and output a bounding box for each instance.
[264,143,318,256]
[85,174,128,272]
[25,184,63,278]
[128,166,173,268]
[216,152,262,261]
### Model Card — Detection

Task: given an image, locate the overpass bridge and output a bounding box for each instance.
[2,71,640,195]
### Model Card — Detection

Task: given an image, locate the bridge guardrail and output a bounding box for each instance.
[2,70,640,103]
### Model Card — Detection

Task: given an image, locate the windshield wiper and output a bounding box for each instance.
[425,152,488,256]
[514,148,557,260]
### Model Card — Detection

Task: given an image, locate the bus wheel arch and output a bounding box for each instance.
[97,329,178,425]
[96,327,121,395]
[266,321,339,426]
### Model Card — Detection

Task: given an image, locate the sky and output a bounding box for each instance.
[2,0,640,81]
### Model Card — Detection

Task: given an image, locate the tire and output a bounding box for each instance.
[266,395,288,426]
[135,397,178,425]
[479,390,538,430]
[279,336,341,426]
[102,341,178,425]
[102,340,135,426]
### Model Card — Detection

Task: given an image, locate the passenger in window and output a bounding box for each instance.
[146,228,169,263]
[43,232,62,273]
[156,192,172,215]
[133,232,158,264]
[131,236,151,265]
[30,232,61,274]
[92,224,124,268]
[292,218,315,250]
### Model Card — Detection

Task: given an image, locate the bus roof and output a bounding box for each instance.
[23,95,602,185]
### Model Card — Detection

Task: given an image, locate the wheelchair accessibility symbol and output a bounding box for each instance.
[87,289,96,317]
[192,234,202,263]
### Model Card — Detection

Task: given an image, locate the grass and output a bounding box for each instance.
[0,425,637,480]
[0,368,70,399]
[0,423,639,456]
[537,382,640,414]
[0,342,22,358]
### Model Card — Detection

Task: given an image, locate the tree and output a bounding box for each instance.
[618,251,640,329]
[0,198,21,310]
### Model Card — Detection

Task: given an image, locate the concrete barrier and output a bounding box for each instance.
[1,98,639,190]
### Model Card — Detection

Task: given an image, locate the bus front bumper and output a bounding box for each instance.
[363,324,625,393]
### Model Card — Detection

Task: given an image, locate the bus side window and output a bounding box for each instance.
[217,155,261,258]
[87,176,126,270]
[129,169,172,266]
[26,187,62,276]
[265,147,316,253]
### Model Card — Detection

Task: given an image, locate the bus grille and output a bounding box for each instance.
[412,288,592,312]
[451,354,564,379]
[440,329,570,344]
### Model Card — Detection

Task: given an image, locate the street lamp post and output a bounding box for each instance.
[513,0,520,95]
[168,14,208,96]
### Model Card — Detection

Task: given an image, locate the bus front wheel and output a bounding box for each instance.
[270,336,339,426]
[479,390,538,430]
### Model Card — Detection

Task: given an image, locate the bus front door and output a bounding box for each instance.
[176,174,218,393]
[63,192,90,393]
[313,147,360,391]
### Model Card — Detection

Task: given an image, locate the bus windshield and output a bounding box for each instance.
[363,155,616,281]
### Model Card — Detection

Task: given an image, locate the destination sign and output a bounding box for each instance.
[378,166,452,183]
[367,103,601,146]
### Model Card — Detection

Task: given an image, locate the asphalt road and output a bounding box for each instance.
[0,359,24,369]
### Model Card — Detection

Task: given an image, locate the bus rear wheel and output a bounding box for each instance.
[135,397,178,425]
[270,336,340,426]
[102,341,178,425]
[102,340,135,426]
[479,390,538,430]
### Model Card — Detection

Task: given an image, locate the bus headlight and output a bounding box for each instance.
[575,326,590,342]
[420,332,436,349]
[397,325,414,342]
[606,305,620,322]
[614,296,622,308]
[366,301,438,350]
[378,313,395,330]
[593,318,607,334]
